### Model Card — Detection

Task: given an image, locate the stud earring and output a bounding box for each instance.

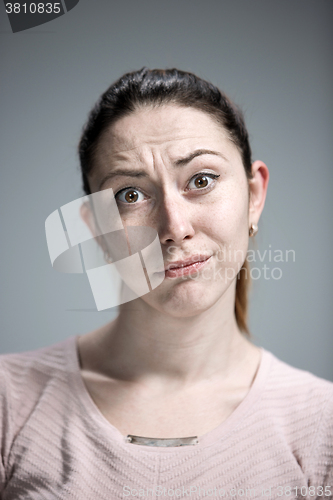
[249,223,258,237]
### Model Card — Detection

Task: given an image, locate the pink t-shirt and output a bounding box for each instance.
[0,336,332,499]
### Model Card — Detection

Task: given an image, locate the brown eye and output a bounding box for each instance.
[115,188,145,205]
[125,190,139,203]
[194,175,209,188]
[116,188,145,204]
[187,173,219,191]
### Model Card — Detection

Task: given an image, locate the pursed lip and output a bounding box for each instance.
[164,255,212,271]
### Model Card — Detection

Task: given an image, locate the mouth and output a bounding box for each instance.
[163,255,212,278]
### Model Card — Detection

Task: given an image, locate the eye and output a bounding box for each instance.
[116,188,146,204]
[187,173,220,190]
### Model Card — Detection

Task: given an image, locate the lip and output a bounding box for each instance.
[163,255,212,278]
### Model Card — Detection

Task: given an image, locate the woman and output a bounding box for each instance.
[1,68,332,499]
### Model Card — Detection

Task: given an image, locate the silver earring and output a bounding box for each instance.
[249,223,258,237]
[104,251,112,263]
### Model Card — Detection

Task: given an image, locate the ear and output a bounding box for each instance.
[80,201,107,253]
[248,160,269,224]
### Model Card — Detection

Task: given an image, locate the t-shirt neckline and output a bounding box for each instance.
[66,335,272,454]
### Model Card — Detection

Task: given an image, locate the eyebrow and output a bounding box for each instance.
[174,149,227,166]
[98,149,226,190]
[98,170,148,191]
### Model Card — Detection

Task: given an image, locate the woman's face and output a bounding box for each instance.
[86,105,264,318]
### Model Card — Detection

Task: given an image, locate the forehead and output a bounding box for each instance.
[95,105,237,165]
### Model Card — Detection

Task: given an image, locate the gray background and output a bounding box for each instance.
[1,0,332,380]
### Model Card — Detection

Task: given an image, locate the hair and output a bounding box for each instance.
[78,68,253,335]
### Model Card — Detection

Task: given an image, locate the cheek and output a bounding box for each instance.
[203,182,249,241]
[199,183,250,272]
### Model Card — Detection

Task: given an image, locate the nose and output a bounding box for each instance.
[157,192,195,246]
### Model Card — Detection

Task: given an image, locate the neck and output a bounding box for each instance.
[92,285,257,386]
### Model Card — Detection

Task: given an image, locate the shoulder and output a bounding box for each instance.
[260,349,333,483]
[0,337,77,441]
[263,349,333,407]
[0,336,76,388]
[261,349,333,425]
[0,337,78,489]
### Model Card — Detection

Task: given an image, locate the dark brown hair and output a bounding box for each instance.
[78,68,253,335]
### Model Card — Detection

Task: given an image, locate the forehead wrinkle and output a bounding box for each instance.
[102,135,230,172]
[102,117,228,155]
[99,133,210,167]
[102,103,232,155]
[105,135,211,156]
[97,135,235,183]
[149,147,171,176]
[94,114,237,184]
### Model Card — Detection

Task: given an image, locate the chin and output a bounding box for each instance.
[142,278,226,318]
